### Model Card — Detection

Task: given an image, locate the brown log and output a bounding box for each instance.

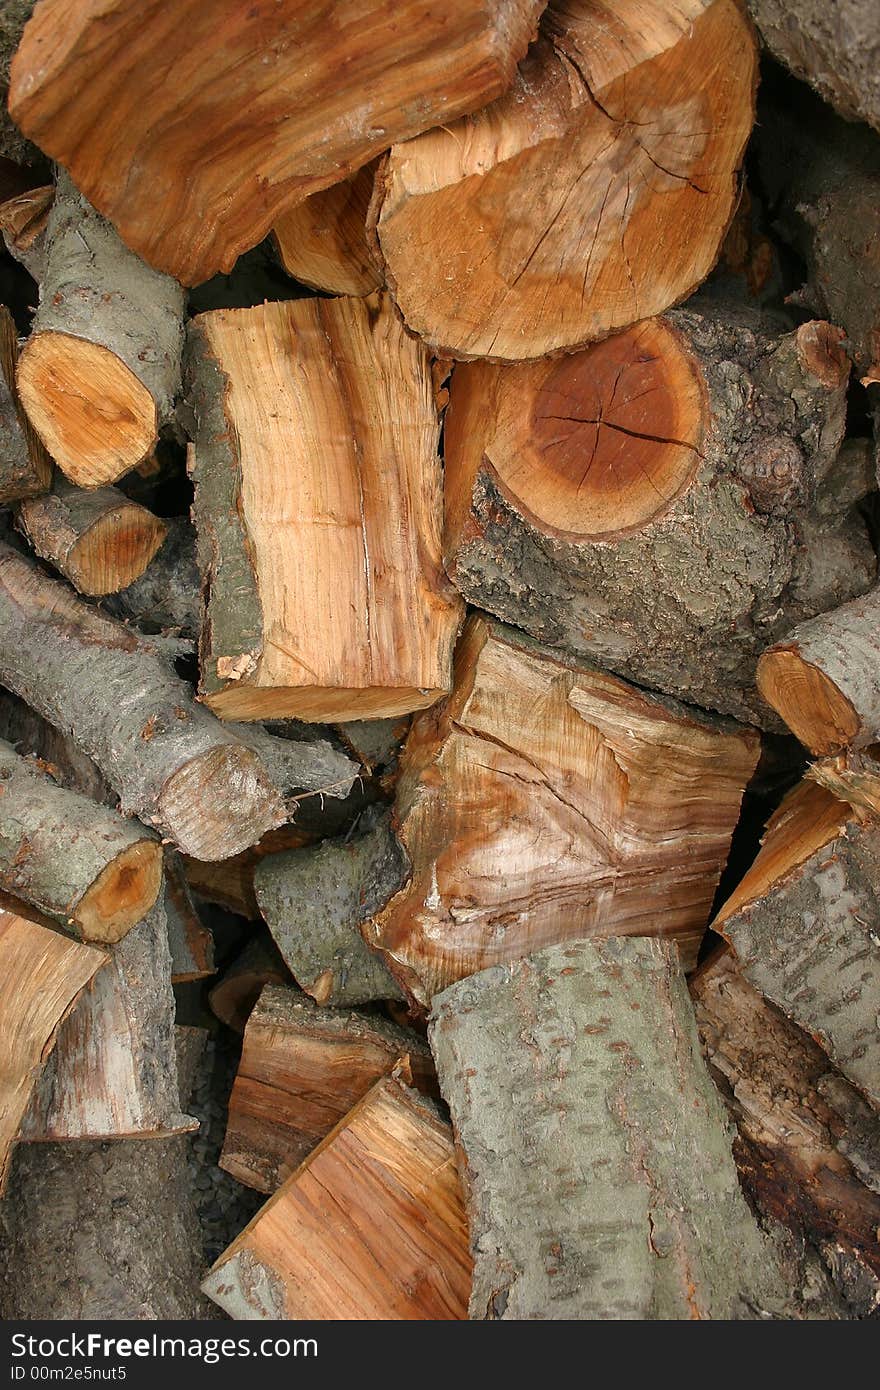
[748,0,880,132]
[164,850,214,983]
[203,1074,471,1319]
[364,613,759,1007]
[374,0,756,361]
[220,983,435,1193]
[9,0,544,285]
[0,303,51,505]
[187,293,462,721]
[208,933,291,1034]
[273,164,382,296]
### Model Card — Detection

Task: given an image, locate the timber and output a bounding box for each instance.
[163,851,214,984]
[208,934,291,1034]
[0,183,51,280]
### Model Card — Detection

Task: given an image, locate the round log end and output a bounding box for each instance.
[74,838,164,944]
[69,504,168,596]
[795,321,850,390]
[158,743,285,862]
[757,645,861,755]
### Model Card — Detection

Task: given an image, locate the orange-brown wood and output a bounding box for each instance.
[273,164,382,296]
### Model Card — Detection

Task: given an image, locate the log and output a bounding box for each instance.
[220,983,435,1193]
[208,933,291,1034]
[335,716,410,777]
[0,907,105,1192]
[9,0,544,284]
[233,722,360,804]
[0,736,162,943]
[203,1074,471,1320]
[0,543,286,859]
[17,477,168,596]
[273,164,382,296]
[714,780,880,1109]
[106,515,200,637]
[255,806,408,1008]
[430,936,815,1320]
[0,303,51,504]
[373,0,756,361]
[16,172,186,486]
[364,614,759,1008]
[692,948,880,1315]
[748,0,880,132]
[0,686,113,806]
[187,293,462,721]
[183,824,318,922]
[443,304,874,726]
[164,850,214,983]
[0,182,52,279]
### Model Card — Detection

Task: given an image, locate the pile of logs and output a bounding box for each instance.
[0,0,877,1323]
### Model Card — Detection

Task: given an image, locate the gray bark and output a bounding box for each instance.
[0,687,113,805]
[106,515,201,636]
[748,0,880,131]
[164,850,214,982]
[0,304,51,504]
[234,721,360,803]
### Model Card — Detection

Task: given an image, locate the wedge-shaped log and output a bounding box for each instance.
[714,780,880,1109]
[9,0,544,285]
[203,1074,471,1320]
[274,165,382,297]
[188,293,461,721]
[221,984,435,1193]
[364,615,759,1006]
[0,304,51,505]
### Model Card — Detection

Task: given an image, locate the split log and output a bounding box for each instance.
[0,182,51,279]
[0,304,51,504]
[208,934,291,1034]
[221,983,435,1193]
[430,936,815,1320]
[274,164,382,296]
[748,0,880,132]
[255,806,408,1008]
[17,477,168,596]
[187,293,461,721]
[443,304,873,726]
[9,0,544,284]
[364,614,759,1007]
[164,851,214,983]
[0,543,285,859]
[183,825,318,922]
[714,780,880,1109]
[106,515,200,636]
[16,172,185,486]
[692,949,880,1315]
[203,1074,471,1320]
[0,907,105,1192]
[0,737,162,943]
[374,0,756,361]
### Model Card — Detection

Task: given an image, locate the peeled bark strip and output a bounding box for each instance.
[17,478,168,596]
[20,898,195,1140]
[430,936,803,1320]
[365,615,758,1007]
[692,949,880,1314]
[0,907,105,1192]
[748,0,880,132]
[208,934,291,1034]
[274,164,382,297]
[714,781,880,1110]
[0,543,285,859]
[188,293,462,722]
[255,807,408,1008]
[0,738,162,943]
[0,304,51,504]
[444,305,872,726]
[10,0,544,284]
[16,172,185,486]
[375,0,756,361]
[758,586,880,755]
[203,1074,471,1320]
[164,851,214,983]
[221,983,435,1193]
[106,515,200,636]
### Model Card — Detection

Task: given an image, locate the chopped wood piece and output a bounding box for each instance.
[187,293,462,721]
[0,543,285,859]
[0,182,52,279]
[0,304,51,504]
[106,516,200,636]
[443,302,873,726]
[807,746,880,820]
[16,172,185,486]
[758,586,880,755]
[203,1074,471,1320]
[10,0,544,284]
[692,949,880,1314]
[183,824,318,921]
[208,933,291,1034]
[430,936,812,1320]
[0,907,105,1192]
[256,806,408,1008]
[364,614,759,1007]
[0,737,162,943]
[748,0,880,132]
[20,898,196,1140]
[274,164,382,296]
[164,851,214,983]
[375,0,756,360]
[714,780,880,1109]
[221,983,435,1193]
[17,477,168,596]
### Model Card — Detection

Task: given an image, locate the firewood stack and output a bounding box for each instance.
[0,0,877,1323]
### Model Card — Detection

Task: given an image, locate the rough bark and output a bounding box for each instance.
[374,0,756,360]
[233,723,360,804]
[0,0,38,165]
[163,850,214,983]
[208,933,292,1034]
[255,806,408,1008]
[0,736,162,943]
[182,824,318,922]
[430,935,825,1320]
[105,515,200,636]
[221,983,435,1193]
[443,303,873,726]
[9,0,544,283]
[334,716,410,777]
[0,686,112,806]
[16,171,185,486]
[748,0,880,132]
[365,614,759,1008]
[807,747,880,821]
[714,780,880,1110]
[0,304,51,504]
[203,1074,471,1320]
[0,182,51,280]
[0,543,286,859]
[273,163,382,296]
[187,293,462,722]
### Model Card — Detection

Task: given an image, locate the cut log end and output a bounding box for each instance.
[74,838,164,944]
[68,505,168,596]
[157,744,284,862]
[17,331,157,487]
[757,645,861,754]
[204,682,448,724]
